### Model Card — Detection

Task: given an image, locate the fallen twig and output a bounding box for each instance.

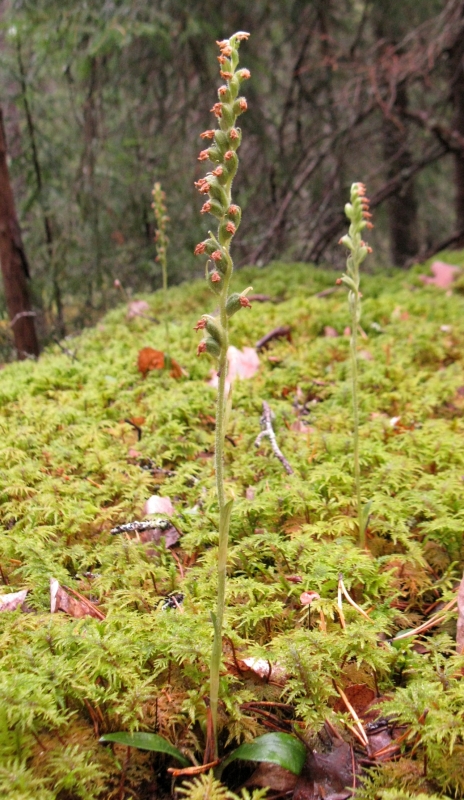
[256,325,292,351]
[254,401,294,475]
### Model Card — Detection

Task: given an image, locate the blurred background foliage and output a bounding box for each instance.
[0,0,463,346]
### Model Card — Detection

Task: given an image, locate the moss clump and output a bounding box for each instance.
[1,260,464,798]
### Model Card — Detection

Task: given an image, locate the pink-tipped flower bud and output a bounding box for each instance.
[211,250,223,262]
[217,54,226,64]
[201,201,212,214]
[237,68,251,80]
[224,150,235,160]
[211,271,221,282]
[211,103,223,118]
[199,182,210,194]
[365,221,374,229]
[225,222,236,234]
[194,318,207,331]
[216,39,229,49]
[220,71,234,80]
[194,177,208,189]
[197,341,207,355]
[194,242,206,255]
[228,204,240,216]
[200,130,215,140]
[235,32,250,40]
[218,85,228,97]
[212,166,223,177]
[229,128,240,140]
[238,98,247,112]
[239,296,251,308]
[198,150,210,161]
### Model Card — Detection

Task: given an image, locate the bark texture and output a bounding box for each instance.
[0,107,39,358]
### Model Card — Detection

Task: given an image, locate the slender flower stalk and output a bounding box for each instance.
[152,182,170,351]
[338,183,373,549]
[193,31,251,756]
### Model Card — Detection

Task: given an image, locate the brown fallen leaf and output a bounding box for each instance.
[50,578,104,619]
[333,684,375,716]
[137,347,184,379]
[0,589,28,612]
[457,571,464,654]
[246,762,298,792]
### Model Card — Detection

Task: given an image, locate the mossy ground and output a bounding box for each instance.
[1,258,464,799]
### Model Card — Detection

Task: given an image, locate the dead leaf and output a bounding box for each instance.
[138,347,164,376]
[50,578,103,619]
[333,684,375,715]
[127,300,150,319]
[137,348,184,379]
[0,589,28,612]
[293,743,355,800]
[246,762,298,792]
[291,421,316,434]
[245,487,255,501]
[457,571,464,654]
[209,346,260,392]
[419,261,460,289]
[144,495,175,517]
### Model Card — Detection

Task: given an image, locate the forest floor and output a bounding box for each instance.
[1,256,464,800]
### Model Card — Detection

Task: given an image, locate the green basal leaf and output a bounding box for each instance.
[222,732,306,775]
[99,732,190,765]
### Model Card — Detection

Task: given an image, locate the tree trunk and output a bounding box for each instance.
[382,83,419,267]
[0,107,40,359]
[450,13,464,245]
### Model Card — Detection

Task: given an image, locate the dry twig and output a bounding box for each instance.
[254,401,294,475]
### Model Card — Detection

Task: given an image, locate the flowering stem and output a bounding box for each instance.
[192,32,251,756]
[339,183,373,549]
[349,293,363,547]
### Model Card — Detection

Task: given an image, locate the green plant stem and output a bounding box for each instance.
[350,295,363,548]
[209,251,231,758]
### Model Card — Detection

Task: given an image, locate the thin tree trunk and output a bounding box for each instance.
[450,9,464,245]
[0,107,40,359]
[382,83,419,266]
[16,38,64,335]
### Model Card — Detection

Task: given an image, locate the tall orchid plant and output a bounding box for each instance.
[193,31,252,756]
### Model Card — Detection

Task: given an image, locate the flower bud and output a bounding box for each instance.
[236,68,251,81]
[204,316,224,345]
[220,70,234,81]
[220,103,234,127]
[198,149,210,161]
[214,130,229,154]
[233,97,248,115]
[226,292,252,317]
[204,336,222,358]
[207,179,229,209]
[210,103,223,118]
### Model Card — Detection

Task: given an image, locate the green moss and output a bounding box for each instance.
[1,260,464,797]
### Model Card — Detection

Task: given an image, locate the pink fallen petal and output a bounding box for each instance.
[209,346,260,392]
[300,591,321,605]
[144,495,175,517]
[324,326,338,338]
[0,589,28,612]
[245,487,255,501]
[127,300,150,319]
[419,261,460,289]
